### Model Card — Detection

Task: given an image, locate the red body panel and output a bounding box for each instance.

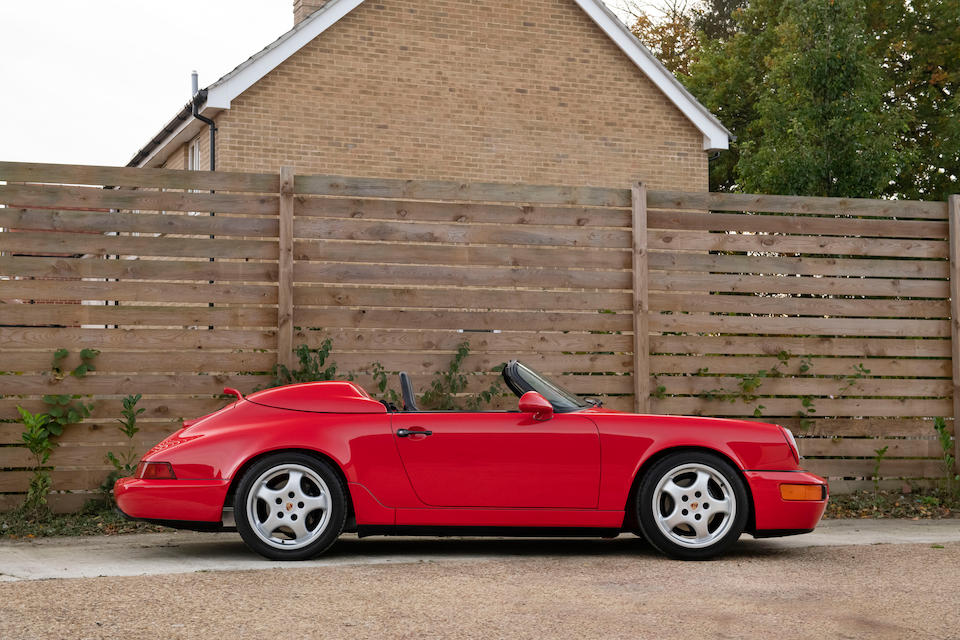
[745,471,829,530]
[115,381,826,537]
[392,412,600,508]
[114,479,230,522]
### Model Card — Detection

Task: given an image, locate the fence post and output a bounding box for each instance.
[632,182,650,413]
[950,195,960,473]
[277,166,295,371]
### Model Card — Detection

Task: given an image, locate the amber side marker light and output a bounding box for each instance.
[136,461,177,480]
[780,484,825,501]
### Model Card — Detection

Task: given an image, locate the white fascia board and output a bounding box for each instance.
[572,0,730,151]
[137,108,221,168]
[206,0,367,110]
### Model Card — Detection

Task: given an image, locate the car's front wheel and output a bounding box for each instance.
[637,451,748,560]
[234,452,346,560]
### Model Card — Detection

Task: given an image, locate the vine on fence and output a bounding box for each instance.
[656,352,872,431]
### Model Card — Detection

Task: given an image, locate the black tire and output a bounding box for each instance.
[234,452,347,560]
[636,451,748,560]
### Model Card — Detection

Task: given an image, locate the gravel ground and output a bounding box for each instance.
[1,536,958,640]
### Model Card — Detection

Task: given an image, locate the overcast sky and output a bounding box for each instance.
[0,1,633,168]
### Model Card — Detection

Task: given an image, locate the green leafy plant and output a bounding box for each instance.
[933,417,958,492]
[16,406,57,516]
[13,349,99,514]
[370,361,402,408]
[872,445,889,495]
[102,394,145,501]
[837,363,871,396]
[258,340,343,390]
[419,342,503,411]
[42,348,99,437]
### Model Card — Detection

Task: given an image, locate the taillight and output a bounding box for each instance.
[136,461,177,479]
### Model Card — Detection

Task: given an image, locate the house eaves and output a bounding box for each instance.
[129,0,730,168]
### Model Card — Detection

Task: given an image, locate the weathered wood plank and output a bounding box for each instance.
[0,398,229,429]
[0,231,278,261]
[294,217,632,249]
[651,397,953,417]
[647,190,948,219]
[294,262,631,290]
[294,284,632,312]
[650,292,948,319]
[0,161,278,192]
[797,438,942,458]
[0,208,278,237]
[294,174,632,207]
[650,313,950,338]
[293,240,631,271]
[652,271,949,298]
[0,183,278,215]
[294,308,632,332]
[278,167,295,371]
[0,350,278,374]
[632,183,650,413]
[802,459,944,479]
[781,418,950,438]
[826,479,940,494]
[650,335,951,358]
[294,327,635,353]
[0,327,276,351]
[651,355,951,378]
[0,374,274,395]
[649,251,949,280]
[0,255,277,283]
[0,304,277,328]
[0,492,93,514]
[1,280,278,306]
[657,375,951,397]
[649,229,948,258]
[950,194,960,473]
[294,197,632,227]
[649,209,948,238]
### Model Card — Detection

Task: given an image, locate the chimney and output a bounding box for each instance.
[294,0,328,24]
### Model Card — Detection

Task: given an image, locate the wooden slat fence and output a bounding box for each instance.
[646,191,956,492]
[0,161,956,510]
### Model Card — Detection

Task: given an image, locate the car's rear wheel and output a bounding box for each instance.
[637,451,748,560]
[234,452,346,560]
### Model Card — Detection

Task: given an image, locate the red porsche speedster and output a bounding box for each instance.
[115,361,828,560]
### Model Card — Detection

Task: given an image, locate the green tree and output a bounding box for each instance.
[691,0,746,41]
[735,0,907,196]
[683,0,781,191]
[867,0,960,200]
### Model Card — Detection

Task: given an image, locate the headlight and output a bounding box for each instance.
[781,427,800,463]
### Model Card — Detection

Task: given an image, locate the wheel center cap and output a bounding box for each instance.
[286,502,294,511]
[690,502,699,510]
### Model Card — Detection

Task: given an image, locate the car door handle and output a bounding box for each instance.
[397,428,432,437]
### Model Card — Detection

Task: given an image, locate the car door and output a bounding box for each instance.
[392,411,600,509]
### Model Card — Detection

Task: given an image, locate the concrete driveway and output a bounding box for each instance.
[2,518,959,582]
[1,520,959,639]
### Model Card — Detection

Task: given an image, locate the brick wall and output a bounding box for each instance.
[177,0,709,191]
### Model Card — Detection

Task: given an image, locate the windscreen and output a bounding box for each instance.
[509,362,590,412]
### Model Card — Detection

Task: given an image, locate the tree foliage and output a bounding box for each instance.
[626,0,959,199]
[735,0,907,196]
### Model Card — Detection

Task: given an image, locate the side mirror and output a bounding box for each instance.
[519,391,554,422]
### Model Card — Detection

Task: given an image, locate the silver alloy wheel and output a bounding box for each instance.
[651,462,737,549]
[245,463,332,550]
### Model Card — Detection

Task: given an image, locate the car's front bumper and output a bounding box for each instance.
[745,470,828,535]
[115,477,231,523]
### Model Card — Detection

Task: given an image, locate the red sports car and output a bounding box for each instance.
[115,361,828,560]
